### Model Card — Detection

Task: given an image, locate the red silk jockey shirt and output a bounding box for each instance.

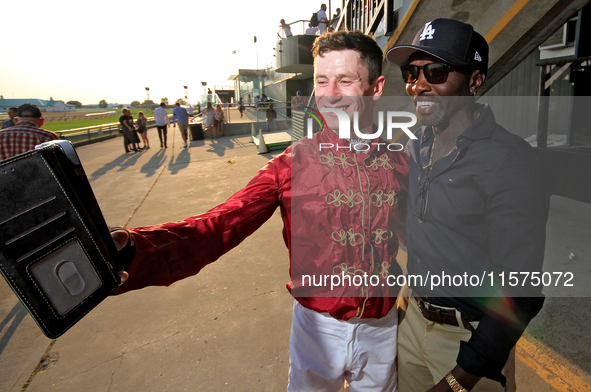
[114,128,409,320]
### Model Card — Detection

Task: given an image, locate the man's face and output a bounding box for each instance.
[7,109,16,120]
[314,49,385,131]
[405,52,474,128]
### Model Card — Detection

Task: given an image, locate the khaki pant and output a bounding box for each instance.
[397,293,516,392]
[178,122,188,142]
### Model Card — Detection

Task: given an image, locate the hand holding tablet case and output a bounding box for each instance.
[0,140,126,338]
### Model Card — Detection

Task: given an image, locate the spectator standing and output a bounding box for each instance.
[265,103,277,131]
[0,104,58,160]
[317,4,328,34]
[280,19,293,37]
[247,94,252,107]
[305,22,318,35]
[172,102,189,148]
[331,8,341,31]
[2,106,17,129]
[203,101,215,139]
[237,97,245,118]
[119,108,138,153]
[128,111,141,152]
[214,104,225,138]
[153,102,169,148]
[136,111,149,149]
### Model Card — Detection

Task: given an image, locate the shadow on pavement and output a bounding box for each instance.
[168,149,191,175]
[0,302,27,356]
[89,151,144,182]
[141,149,168,177]
[206,138,236,157]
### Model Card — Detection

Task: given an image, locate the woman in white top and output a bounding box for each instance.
[203,102,215,139]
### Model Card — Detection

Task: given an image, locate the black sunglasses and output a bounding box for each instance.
[401,63,460,84]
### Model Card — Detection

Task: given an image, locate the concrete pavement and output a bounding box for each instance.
[1,126,590,391]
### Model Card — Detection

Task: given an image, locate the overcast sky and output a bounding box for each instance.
[1,0,331,105]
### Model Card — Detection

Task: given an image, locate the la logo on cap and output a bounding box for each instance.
[474,51,482,61]
[420,22,435,40]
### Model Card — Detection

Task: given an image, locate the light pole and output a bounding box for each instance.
[145,87,150,102]
[183,85,189,105]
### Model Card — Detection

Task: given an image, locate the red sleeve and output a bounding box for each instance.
[113,151,291,294]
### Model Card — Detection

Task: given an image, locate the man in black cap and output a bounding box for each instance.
[0,104,58,160]
[387,19,551,392]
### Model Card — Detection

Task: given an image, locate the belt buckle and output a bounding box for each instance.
[416,297,436,320]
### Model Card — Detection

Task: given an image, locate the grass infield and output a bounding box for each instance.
[41,109,156,132]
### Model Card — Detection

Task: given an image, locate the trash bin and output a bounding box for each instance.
[190,123,204,140]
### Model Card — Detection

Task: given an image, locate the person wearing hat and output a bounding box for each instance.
[387,19,551,392]
[0,103,59,160]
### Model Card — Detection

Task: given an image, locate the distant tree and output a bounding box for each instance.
[160,97,169,105]
[98,99,108,108]
[130,100,141,107]
[142,99,155,106]
[175,98,187,105]
[67,100,83,108]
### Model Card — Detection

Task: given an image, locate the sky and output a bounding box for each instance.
[0,0,331,106]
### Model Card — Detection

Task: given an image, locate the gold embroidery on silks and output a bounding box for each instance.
[331,228,365,246]
[326,189,363,208]
[379,261,390,278]
[333,262,365,277]
[370,190,398,207]
[365,155,394,171]
[320,152,357,169]
[372,229,392,245]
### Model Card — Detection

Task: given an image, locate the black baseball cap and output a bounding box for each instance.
[16,104,43,118]
[386,18,488,74]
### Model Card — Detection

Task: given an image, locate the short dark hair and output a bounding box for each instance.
[160,102,166,107]
[312,30,382,84]
[8,106,17,113]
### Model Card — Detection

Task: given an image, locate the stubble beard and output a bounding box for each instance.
[417,107,446,128]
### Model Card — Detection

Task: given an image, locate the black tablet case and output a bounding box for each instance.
[0,140,122,338]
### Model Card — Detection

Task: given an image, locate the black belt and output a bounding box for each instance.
[414,296,475,331]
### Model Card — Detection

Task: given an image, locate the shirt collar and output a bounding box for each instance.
[458,104,496,141]
[14,119,37,127]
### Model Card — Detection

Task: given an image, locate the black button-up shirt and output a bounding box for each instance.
[405,104,551,384]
